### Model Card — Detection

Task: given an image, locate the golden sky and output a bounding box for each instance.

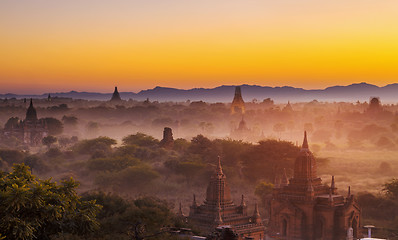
[1,0,398,93]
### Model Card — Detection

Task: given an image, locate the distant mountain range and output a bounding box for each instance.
[1,82,398,103]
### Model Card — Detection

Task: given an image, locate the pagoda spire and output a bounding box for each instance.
[215,201,223,224]
[302,131,309,149]
[331,176,337,194]
[192,194,197,207]
[241,194,246,207]
[216,156,223,175]
[281,168,288,187]
[25,98,38,122]
[231,86,245,114]
[252,202,262,224]
[110,86,122,101]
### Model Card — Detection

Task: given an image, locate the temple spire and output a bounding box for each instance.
[217,156,223,175]
[241,194,246,207]
[281,168,288,186]
[302,131,309,149]
[331,176,336,194]
[215,201,223,224]
[192,194,197,207]
[231,86,245,114]
[25,98,38,121]
[110,86,122,101]
[252,202,261,224]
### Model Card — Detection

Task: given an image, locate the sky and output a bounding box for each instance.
[1,0,398,94]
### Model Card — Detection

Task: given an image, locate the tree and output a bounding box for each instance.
[255,181,274,217]
[73,137,117,156]
[86,121,100,137]
[42,135,57,148]
[122,133,159,147]
[241,140,299,182]
[81,193,186,240]
[383,179,398,199]
[0,164,101,240]
[176,161,206,185]
[4,117,20,129]
[41,117,64,135]
[0,149,25,165]
[62,115,78,127]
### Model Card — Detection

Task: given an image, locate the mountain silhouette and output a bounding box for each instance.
[2,82,398,103]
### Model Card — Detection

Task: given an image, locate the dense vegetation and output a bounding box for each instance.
[0,164,100,240]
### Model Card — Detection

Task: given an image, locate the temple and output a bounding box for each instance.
[159,127,174,149]
[110,86,122,102]
[268,132,361,240]
[188,157,265,240]
[3,99,48,146]
[231,86,245,114]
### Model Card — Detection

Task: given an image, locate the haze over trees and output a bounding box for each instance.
[1,96,398,237]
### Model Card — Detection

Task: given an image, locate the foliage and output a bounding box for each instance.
[80,193,186,240]
[4,117,20,129]
[175,161,206,185]
[254,181,274,199]
[41,117,64,135]
[87,156,140,172]
[0,149,25,165]
[23,155,48,173]
[73,137,117,156]
[62,115,78,126]
[0,164,101,240]
[42,135,57,148]
[46,147,62,158]
[122,133,159,147]
[241,140,300,182]
[383,179,398,199]
[94,164,159,191]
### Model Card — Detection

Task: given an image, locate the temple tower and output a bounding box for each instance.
[26,99,38,122]
[189,156,265,239]
[160,127,174,149]
[231,86,245,114]
[110,86,122,102]
[268,132,361,240]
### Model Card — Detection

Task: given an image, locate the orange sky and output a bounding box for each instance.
[1,0,398,93]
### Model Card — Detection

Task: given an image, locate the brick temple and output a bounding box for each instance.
[268,132,361,240]
[188,157,265,240]
[231,86,245,114]
[3,99,48,146]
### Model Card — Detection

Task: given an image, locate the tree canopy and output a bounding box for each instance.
[0,164,101,240]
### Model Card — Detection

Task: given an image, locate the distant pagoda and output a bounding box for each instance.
[110,86,122,102]
[3,99,48,146]
[231,86,245,114]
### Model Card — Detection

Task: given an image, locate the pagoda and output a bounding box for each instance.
[188,157,265,240]
[3,99,48,146]
[231,86,245,114]
[268,132,361,240]
[110,86,122,102]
